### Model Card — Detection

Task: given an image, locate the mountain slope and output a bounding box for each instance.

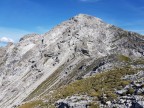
[0,14,143,108]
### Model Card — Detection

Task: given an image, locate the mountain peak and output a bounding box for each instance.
[73,13,103,22]
[0,14,144,108]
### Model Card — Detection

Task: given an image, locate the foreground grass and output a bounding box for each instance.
[51,66,136,101]
[19,100,44,108]
[20,66,142,108]
[19,57,144,108]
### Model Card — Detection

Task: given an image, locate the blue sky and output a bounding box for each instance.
[0,0,144,46]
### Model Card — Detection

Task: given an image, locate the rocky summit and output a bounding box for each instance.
[0,14,144,108]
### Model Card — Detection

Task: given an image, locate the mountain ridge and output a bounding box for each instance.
[0,14,143,108]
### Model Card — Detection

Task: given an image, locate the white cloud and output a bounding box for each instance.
[0,37,14,43]
[0,27,32,42]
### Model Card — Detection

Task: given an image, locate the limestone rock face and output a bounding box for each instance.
[0,14,143,108]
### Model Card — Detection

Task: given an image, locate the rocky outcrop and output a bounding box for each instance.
[55,95,93,108]
[0,14,143,108]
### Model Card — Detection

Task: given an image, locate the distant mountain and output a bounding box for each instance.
[0,14,143,108]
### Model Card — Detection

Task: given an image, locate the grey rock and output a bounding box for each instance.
[0,14,143,108]
[55,95,93,108]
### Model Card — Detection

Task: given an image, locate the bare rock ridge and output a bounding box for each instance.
[0,14,143,108]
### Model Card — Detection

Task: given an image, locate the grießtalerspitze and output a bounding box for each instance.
[0,14,143,108]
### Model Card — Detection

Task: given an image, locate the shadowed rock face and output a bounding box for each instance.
[0,14,143,108]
